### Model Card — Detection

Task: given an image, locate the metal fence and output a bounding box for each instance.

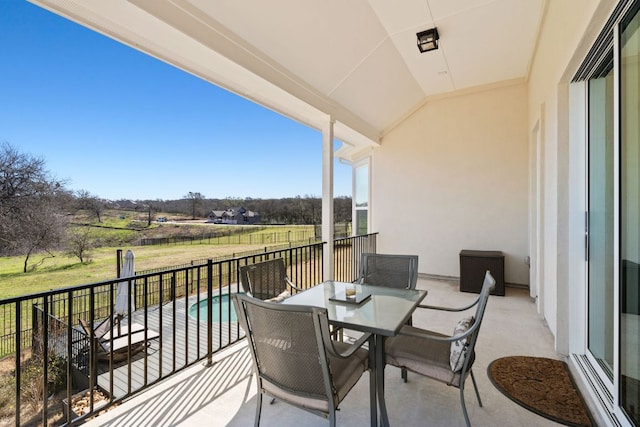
[138,228,317,247]
[0,232,377,426]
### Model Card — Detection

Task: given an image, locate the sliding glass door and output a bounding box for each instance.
[581,3,640,424]
[587,63,614,378]
[620,5,640,423]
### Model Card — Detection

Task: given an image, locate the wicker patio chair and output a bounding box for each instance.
[358,252,419,380]
[358,253,419,290]
[239,258,303,301]
[384,270,496,427]
[232,293,374,427]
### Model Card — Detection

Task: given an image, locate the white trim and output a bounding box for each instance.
[569,354,623,426]
[322,118,335,280]
[352,157,371,236]
[611,19,621,411]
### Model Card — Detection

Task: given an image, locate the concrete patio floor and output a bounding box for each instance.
[83,277,567,426]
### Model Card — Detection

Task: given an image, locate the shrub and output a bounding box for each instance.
[20,354,66,411]
[0,367,15,419]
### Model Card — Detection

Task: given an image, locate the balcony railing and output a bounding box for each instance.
[0,233,377,426]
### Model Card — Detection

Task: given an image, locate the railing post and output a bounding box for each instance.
[66,290,73,425]
[15,301,21,426]
[88,287,96,408]
[206,259,213,366]
[42,295,49,427]
[116,249,122,278]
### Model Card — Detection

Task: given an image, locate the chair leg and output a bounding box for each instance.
[329,407,336,427]
[402,318,412,382]
[369,369,377,426]
[254,391,263,427]
[330,325,343,342]
[459,382,471,427]
[459,369,482,427]
[470,369,483,407]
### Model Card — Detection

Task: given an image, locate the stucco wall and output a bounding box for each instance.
[526,0,613,349]
[372,83,529,285]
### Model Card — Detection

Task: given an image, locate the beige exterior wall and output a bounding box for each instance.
[372,83,529,285]
[371,0,617,351]
[526,0,615,349]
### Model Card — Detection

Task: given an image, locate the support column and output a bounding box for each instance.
[322,118,335,281]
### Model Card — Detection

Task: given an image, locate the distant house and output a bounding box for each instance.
[207,207,260,225]
[113,199,139,210]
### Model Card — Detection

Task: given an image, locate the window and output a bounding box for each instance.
[353,160,369,236]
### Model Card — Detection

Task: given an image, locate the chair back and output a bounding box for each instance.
[240,258,289,300]
[460,271,496,373]
[93,317,114,339]
[359,253,418,289]
[232,293,334,403]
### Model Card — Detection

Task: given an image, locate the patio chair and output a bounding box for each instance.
[79,317,159,362]
[357,253,419,290]
[239,258,303,301]
[92,314,144,339]
[358,252,418,380]
[384,270,496,427]
[232,293,374,427]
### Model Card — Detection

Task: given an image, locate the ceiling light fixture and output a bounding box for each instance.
[416,28,439,53]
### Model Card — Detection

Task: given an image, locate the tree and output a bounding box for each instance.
[67,226,94,263]
[145,202,160,226]
[0,143,69,271]
[76,189,104,223]
[184,191,205,219]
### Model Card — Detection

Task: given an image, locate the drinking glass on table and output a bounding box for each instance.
[345,283,356,299]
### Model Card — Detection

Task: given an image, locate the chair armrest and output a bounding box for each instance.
[323,331,372,359]
[398,322,479,343]
[416,297,479,313]
[285,277,305,292]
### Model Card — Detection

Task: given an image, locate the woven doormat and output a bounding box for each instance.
[487,356,594,427]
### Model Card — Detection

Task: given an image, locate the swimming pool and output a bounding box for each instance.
[188,293,243,323]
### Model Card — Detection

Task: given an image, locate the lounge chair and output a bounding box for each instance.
[79,317,159,362]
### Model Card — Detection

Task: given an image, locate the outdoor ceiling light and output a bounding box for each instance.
[416,28,439,53]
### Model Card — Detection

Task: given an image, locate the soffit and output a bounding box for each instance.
[29,0,544,150]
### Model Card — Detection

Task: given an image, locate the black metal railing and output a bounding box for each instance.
[0,232,377,426]
[334,233,377,283]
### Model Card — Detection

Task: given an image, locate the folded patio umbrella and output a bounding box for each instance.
[115,250,136,328]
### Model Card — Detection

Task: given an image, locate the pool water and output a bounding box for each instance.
[188,293,243,323]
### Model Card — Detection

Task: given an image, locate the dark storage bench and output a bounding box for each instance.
[459,250,505,296]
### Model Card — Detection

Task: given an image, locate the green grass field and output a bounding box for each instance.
[0,224,315,300]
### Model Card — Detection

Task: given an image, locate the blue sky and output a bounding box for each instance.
[0,1,352,200]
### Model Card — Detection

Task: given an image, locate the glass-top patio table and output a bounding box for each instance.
[284,280,428,427]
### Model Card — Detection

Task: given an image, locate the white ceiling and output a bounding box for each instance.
[31,0,545,150]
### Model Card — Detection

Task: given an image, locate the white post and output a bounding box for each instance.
[322,118,335,281]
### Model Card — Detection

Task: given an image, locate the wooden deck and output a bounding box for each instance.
[94,292,244,400]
